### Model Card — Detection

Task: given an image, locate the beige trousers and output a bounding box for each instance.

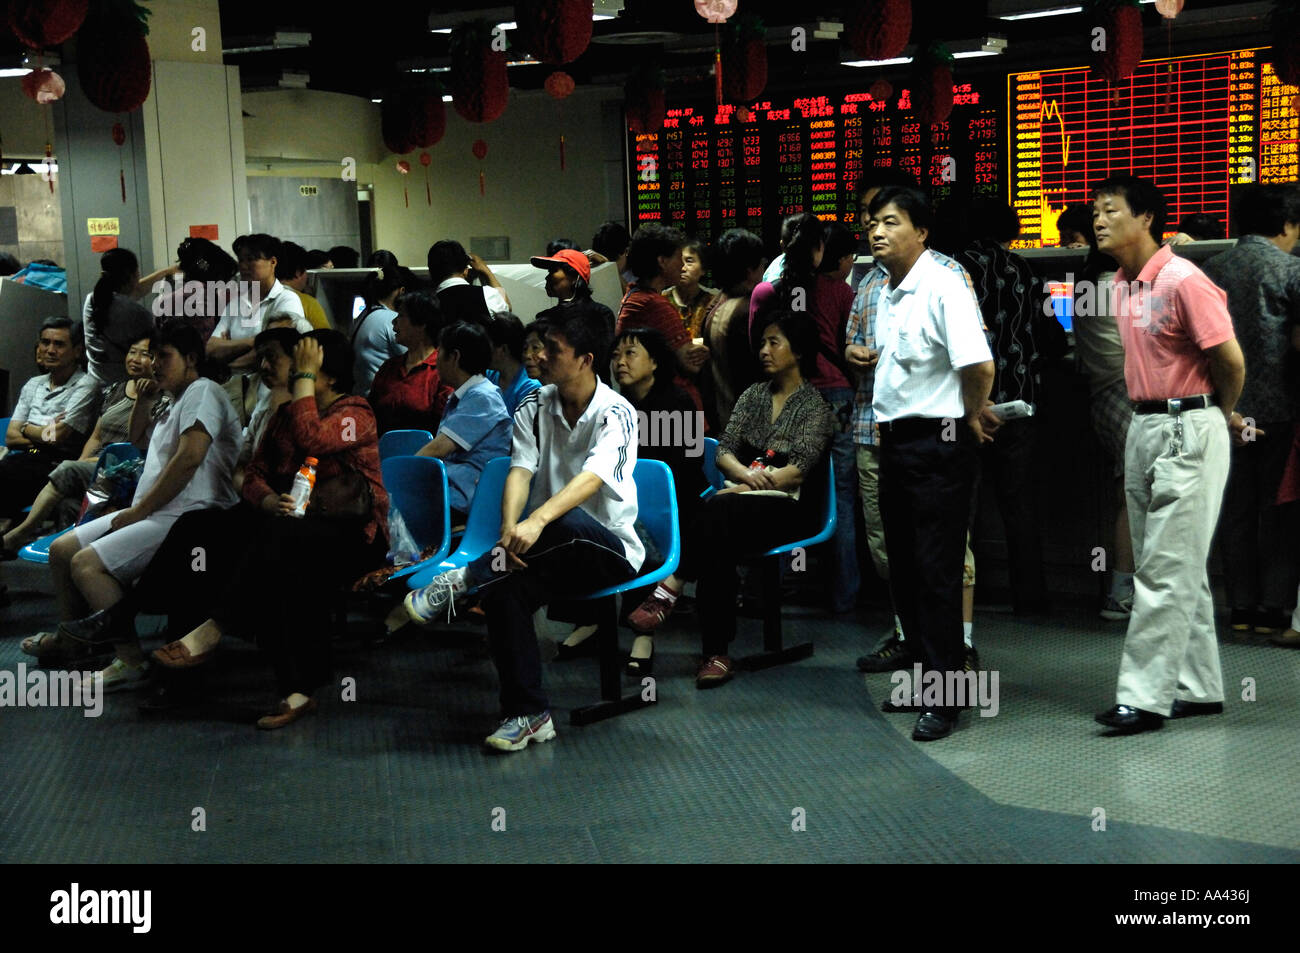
[1117,406,1229,713]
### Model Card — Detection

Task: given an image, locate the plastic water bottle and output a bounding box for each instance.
[288,457,318,518]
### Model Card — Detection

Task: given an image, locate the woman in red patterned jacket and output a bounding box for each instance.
[148,329,388,728]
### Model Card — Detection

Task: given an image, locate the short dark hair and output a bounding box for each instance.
[1091,175,1168,243]
[626,223,685,282]
[427,240,470,281]
[868,186,935,233]
[818,222,858,272]
[1056,204,1094,244]
[1235,183,1300,237]
[546,238,577,256]
[328,245,360,269]
[253,326,301,356]
[40,316,82,348]
[154,319,224,381]
[0,251,19,276]
[305,249,332,270]
[591,221,631,261]
[967,197,1021,245]
[754,310,819,379]
[394,288,444,341]
[275,241,308,281]
[548,310,609,373]
[713,228,765,291]
[439,321,494,376]
[1174,213,1223,241]
[368,249,400,270]
[233,233,282,262]
[304,328,354,394]
[485,311,527,361]
[613,325,677,396]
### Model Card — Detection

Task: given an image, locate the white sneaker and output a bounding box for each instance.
[404,567,469,625]
[83,658,151,694]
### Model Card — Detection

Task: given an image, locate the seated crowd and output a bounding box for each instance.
[3,175,1299,751]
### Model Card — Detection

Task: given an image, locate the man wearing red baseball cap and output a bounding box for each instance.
[531,248,616,382]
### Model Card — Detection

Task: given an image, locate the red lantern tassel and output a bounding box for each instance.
[425,172,431,206]
[120,169,126,202]
[560,134,566,171]
[479,169,485,197]
[404,185,409,208]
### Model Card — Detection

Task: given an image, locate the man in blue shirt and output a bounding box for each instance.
[416,322,511,520]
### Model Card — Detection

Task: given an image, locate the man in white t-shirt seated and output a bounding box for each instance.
[208,234,311,423]
[39,322,242,692]
[404,310,641,752]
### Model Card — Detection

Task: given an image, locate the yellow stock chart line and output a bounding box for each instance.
[1041,99,1070,167]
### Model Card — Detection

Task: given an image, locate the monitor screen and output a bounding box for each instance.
[1047,280,1074,333]
[629,79,1002,250]
[351,295,367,321]
[1008,47,1299,248]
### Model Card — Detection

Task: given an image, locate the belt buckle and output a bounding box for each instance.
[1168,398,1182,414]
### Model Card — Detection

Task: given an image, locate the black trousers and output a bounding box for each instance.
[136,504,384,697]
[879,419,978,679]
[0,450,59,520]
[676,492,812,656]
[466,507,634,716]
[972,416,1048,608]
[1220,419,1300,610]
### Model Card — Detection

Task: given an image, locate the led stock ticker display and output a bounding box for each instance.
[630,81,1002,244]
[1010,48,1300,248]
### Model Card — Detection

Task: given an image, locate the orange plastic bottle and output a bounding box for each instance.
[288,456,318,517]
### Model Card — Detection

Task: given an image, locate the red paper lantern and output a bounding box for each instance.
[1095,1,1143,84]
[916,64,953,125]
[1153,0,1183,17]
[869,79,894,102]
[544,71,575,100]
[396,159,410,173]
[419,151,431,167]
[515,0,593,65]
[735,105,754,122]
[472,140,488,161]
[7,0,88,48]
[111,122,125,146]
[694,0,737,24]
[722,27,767,102]
[21,68,65,103]
[451,23,510,123]
[381,91,446,155]
[846,0,912,61]
[78,17,152,114]
[625,68,666,134]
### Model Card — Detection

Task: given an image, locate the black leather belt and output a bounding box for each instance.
[1133,394,1216,415]
[878,417,948,438]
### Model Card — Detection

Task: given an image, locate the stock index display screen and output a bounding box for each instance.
[1010,48,1300,248]
[629,80,1002,248]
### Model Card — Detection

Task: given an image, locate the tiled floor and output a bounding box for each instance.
[2,559,1297,864]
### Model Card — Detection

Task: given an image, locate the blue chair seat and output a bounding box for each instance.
[380,456,453,576]
[18,442,142,565]
[379,429,434,461]
[405,456,511,588]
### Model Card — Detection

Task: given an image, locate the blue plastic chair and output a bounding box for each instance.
[379,429,434,461]
[406,456,511,587]
[735,462,837,671]
[569,459,680,726]
[19,443,142,565]
[381,456,452,572]
[700,436,724,494]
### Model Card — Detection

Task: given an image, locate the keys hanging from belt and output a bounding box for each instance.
[1171,416,1184,454]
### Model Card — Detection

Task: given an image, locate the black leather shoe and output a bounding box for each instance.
[856,636,916,673]
[912,709,957,741]
[1170,699,1223,719]
[1095,704,1164,734]
[58,602,137,646]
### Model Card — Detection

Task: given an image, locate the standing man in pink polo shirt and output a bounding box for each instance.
[1091,175,1246,735]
